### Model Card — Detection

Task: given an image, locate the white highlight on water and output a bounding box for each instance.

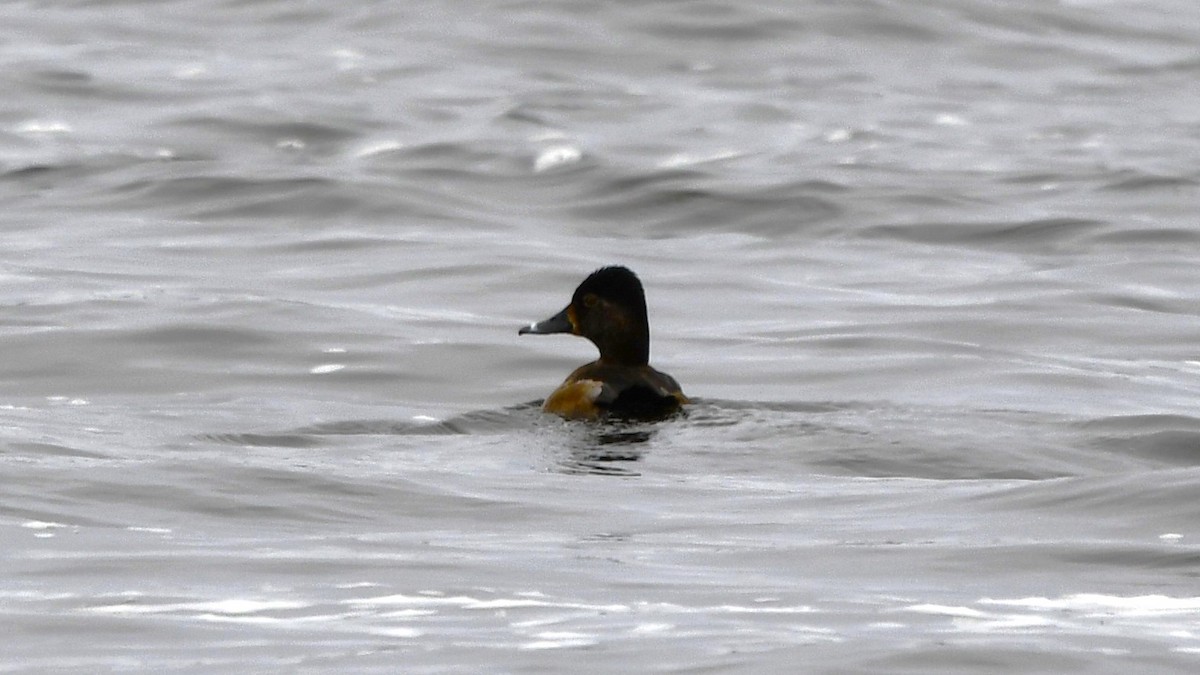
[935,113,970,126]
[15,120,72,134]
[21,521,66,530]
[354,140,404,158]
[981,594,1200,615]
[86,599,311,615]
[533,145,582,172]
[824,128,852,143]
[520,631,598,650]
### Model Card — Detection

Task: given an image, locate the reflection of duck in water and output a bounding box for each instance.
[520,266,689,421]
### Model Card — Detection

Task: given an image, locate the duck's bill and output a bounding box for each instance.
[519,306,572,335]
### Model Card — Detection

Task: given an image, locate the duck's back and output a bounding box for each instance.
[544,362,687,420]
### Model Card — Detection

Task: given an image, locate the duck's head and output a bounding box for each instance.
[519,266,651,366]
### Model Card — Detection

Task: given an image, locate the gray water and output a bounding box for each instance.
[3,0,1200,672]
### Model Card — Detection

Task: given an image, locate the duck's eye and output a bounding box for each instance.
[582,293,599,308]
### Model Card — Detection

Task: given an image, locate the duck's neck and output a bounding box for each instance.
[595,325,650,367]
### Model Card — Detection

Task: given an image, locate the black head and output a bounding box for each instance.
[571,266,647,320]
[520,265,652,366]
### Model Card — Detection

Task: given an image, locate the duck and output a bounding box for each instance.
[519,266,689,421]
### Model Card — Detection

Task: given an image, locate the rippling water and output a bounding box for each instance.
[3,0,1200,671]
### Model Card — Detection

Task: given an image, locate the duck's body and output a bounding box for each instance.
[520,266,688,421]
[543,361,686,421]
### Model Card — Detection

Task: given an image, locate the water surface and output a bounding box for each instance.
[3,0,1200,671]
